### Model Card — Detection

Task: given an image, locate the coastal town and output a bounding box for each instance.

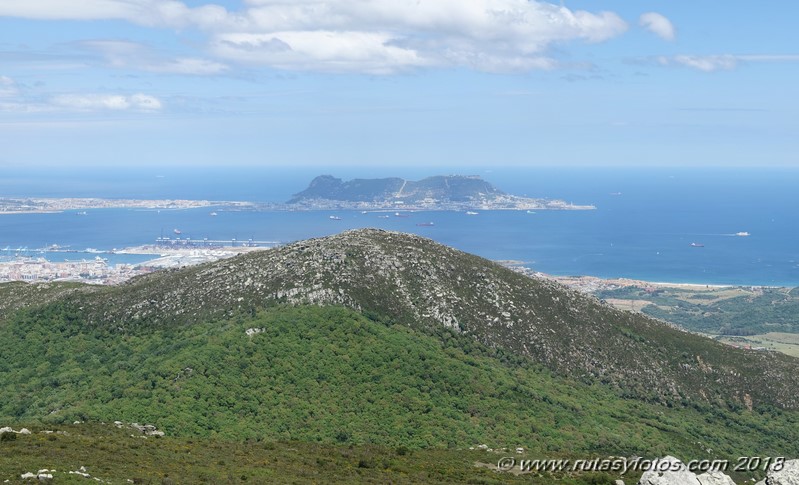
[0,195,593,214]
[0,197,234,213]
[0,245,271,285]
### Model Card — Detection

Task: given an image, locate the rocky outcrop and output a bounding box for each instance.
[755,459,799,485]
[637,457,736,485]
[131,423,165,437]
[697,471,736,485]
[638,456,701,485]
[20,229,799,410]
[20,469,54,481]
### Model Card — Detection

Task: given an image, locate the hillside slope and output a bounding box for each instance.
[34,228,799,411]
[3,304,798,463]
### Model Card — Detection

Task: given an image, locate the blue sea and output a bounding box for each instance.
[1,167,798,287]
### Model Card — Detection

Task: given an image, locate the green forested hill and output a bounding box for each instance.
[2,304,797,462]
[44,229,799,412]
[2,230,799,483]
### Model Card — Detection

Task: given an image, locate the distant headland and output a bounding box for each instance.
[0,175,594,213]
[285,175,595,211]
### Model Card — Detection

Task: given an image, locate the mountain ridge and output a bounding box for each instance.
[286,175,594,210]
[18,228,797,412]
[288,175,503,203]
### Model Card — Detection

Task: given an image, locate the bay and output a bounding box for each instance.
[1,167,797,286]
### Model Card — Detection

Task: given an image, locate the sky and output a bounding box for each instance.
[1,0,798,169]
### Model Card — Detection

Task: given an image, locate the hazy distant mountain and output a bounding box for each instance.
[288,174,501,203]
[286,175,593,210]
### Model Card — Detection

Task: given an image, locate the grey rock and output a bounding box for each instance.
[764,459,799,485]
[638,456,701,485]
[696,471,736,485]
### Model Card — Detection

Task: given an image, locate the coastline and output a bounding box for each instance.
[1,196,595,213]
[0,197,225,213]
[0,244,274,285]
[551,274,789,291]
[497,262,792,291]
[557,276,735,290]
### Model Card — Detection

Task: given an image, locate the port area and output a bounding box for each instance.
[0,243,275,285]
[121,243,274,268]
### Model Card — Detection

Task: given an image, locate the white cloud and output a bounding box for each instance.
[672,55,736,72]
[651,54,799,72]
[77,40,228,75]
[0,89,164,113]
[211,31,430,74]
[0,0,629,74]
[648,54,799,72]
[212,0,627,73]
[0,76,29,112]
[1,71,164,114]
[153,58,228,75]
[0,0,230,29]
[0,75,18,98]
[738,54,799,63]
[50,93,163,111]
[639,12,675,41]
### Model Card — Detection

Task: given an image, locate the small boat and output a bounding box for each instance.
[610,192,622,196]
[377,215,390,219]
[209,211,218,217]
[76,211,88,216]
[466,211,479,215]
[173,228,182,235]
[735,231,750,237]
[526,210,536,214]
[690,242,704,248]
[329,215,342,221]
[416,222,435,227]
[394,212,409,218]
